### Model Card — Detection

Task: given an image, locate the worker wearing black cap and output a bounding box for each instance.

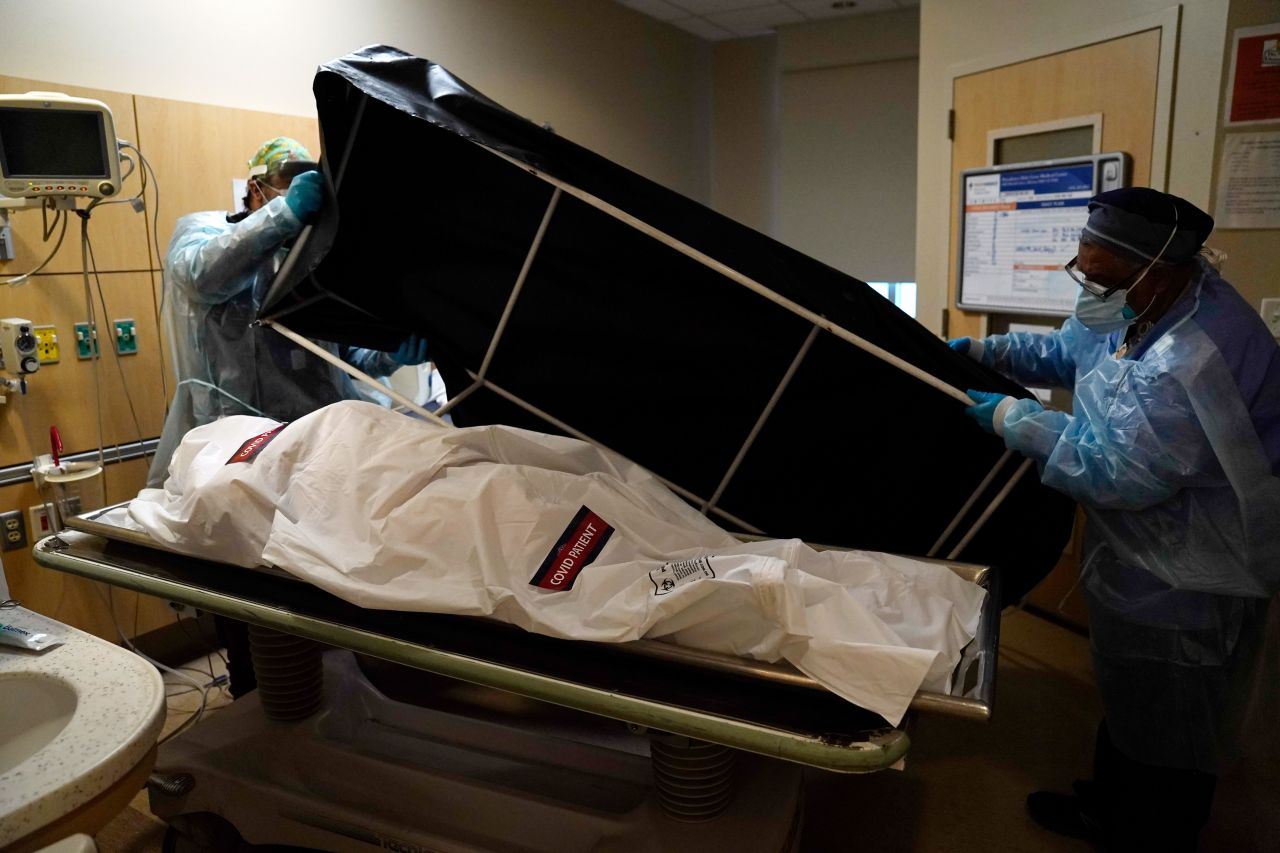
[949,187,1280,850]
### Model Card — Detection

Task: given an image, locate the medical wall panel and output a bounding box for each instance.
[0,75,153,276]
[0,457,173,641]
[132,96,320,271]
[0,272,166,469]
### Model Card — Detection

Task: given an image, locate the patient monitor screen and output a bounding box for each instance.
[959,163,1094,316]
[0,108,109,178]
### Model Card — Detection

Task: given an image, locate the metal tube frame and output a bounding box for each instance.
[271,119,1031,544]
[437,187,563,417]
[946,458,1035,560]
[702,326,819,516]
[927,449,1015,558]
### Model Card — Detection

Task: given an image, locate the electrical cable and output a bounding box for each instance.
[94,583,211,745]
[79,206,109,487]
[41,202,60,241]
[118,139,169,409]
[0,205,67,286]
[85,229,148,452]
[175,378,270,417]
[176,608,229,679]
[93,151,137,199]
[82,143,145,212]
[87,142,167,432]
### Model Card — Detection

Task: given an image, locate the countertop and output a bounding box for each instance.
[0,606,165,848]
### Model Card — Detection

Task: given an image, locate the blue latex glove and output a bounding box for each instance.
[947,337,971,355]
[964,389,1009,435]
[284,170,324,223]
[392,334,429,366]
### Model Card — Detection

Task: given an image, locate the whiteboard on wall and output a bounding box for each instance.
[957,153,1129,316]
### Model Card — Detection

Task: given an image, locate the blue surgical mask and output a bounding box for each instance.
[1074,288,1137,334]
[1072,202,1179,335]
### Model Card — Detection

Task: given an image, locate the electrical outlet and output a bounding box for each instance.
[73,322,99,359]
[28,504,53,538]
[1,510,26,551]
[1261,298,1280,339]
[113,318,138,355]
[32,325,59,363]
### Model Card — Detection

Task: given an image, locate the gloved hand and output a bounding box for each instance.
[964,389,1010,435]
[285,170,324,223]
[392,334,429,366]
[947,337,972,355]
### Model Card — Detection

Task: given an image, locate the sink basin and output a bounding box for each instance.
[0,674,78,774]
[0,607,165,850]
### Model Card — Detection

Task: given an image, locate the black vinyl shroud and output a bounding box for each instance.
[260,46,1075,604]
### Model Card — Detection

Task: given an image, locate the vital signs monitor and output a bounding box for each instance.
[0,92,122,200]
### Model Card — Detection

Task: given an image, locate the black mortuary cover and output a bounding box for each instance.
[261,46,1074,604]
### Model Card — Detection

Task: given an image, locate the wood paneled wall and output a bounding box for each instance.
[134,96,320,268]
[0,458,176,640]
[0,74,317,641]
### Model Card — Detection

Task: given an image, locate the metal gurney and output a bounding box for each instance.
[34,505,999,852]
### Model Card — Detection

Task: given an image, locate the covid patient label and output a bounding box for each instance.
[649,556,715,596]
[225,424,288,465]
[529,506,615,591]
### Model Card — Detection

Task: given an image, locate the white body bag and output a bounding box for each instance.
[127,401,985,725]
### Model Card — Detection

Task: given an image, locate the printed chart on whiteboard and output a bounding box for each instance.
[960,164,1094,315]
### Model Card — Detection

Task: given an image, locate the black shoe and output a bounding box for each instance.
[1026,791,1106,842]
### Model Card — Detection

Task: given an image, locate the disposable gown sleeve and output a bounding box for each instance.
[340,346,400,379]
[166,198,303,305]
[999,367,1219,511]
[980,318,1104,391]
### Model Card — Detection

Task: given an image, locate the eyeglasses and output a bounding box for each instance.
[1064,256,1135,300]
[254,178,289,199]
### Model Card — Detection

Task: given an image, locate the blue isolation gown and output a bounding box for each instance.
[977,260,1280,771]
[148,197,400,486]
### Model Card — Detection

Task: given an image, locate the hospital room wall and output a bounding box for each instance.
[914,0,1234,334]
[0,0,714,202]
[710,9,921,282]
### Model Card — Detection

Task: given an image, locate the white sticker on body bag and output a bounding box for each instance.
[650,556,715,596]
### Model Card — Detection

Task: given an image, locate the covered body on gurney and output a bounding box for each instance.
[124,400,985,725]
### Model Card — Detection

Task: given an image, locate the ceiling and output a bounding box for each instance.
[612,0,918,41]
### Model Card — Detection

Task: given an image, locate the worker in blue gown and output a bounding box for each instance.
[148,137,428,487]
[951,187,1280,851]
[149,137,429,693]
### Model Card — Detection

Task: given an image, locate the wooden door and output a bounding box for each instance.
[947,31,1161,629]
